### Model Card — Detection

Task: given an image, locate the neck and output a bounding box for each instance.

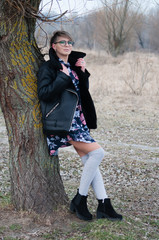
[61,56,68,63]
[57,54,68,63]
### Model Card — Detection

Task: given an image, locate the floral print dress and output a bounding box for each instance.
[47,60,95,156]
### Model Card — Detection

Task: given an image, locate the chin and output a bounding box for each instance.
[64,50,71,54]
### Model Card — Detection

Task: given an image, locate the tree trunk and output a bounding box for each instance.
[0,0,68,214]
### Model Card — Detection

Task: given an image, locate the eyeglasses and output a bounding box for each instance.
[54,40,74,46]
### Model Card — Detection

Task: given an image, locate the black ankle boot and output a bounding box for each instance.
[97,198,123,221]
[70,190,92,221]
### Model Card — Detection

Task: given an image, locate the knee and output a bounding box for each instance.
[88,147,105,163]
[98,147,105,159]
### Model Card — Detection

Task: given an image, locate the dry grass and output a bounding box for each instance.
[85,51,159,97]
[0,51,159,239]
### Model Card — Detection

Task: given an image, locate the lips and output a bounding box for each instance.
[64,48,70,51]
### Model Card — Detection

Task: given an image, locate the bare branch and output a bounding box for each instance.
[4,0,68,23]
[96,0,141,56]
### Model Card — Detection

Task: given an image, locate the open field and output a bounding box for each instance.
[0,51,159,239]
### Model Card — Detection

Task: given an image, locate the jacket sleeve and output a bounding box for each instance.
[79,69,90,89]
[37,62,72,102]
[73,66,90,89]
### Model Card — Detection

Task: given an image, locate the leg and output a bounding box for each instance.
[81,154,108,199]
[70,141,123,221]
[69,141,105,196]
[69,141,105,221]
[80,148,123,221]
[69,141,101,157]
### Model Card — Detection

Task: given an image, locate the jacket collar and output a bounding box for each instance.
[49,48,62,69]
[49,47,86,69]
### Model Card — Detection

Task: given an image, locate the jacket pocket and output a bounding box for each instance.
[45,102,60,118]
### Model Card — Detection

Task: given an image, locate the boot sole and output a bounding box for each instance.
[70,202,92,221]
[97,211,123,221]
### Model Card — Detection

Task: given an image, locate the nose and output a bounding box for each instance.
[65,42,69,46]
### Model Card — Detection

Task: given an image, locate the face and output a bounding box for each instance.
[52,36,73,59]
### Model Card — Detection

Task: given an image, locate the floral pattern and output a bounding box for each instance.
[47,60,95,156]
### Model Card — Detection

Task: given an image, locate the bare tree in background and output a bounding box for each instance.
[146,7,159,51]
[68,13,96,50]
[96,0,140,56]
[0,0,69,214]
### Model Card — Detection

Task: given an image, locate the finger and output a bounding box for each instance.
[76,58,85,63]
[60,64,69,75]
[80,59,85,64]
[75,60,85,65]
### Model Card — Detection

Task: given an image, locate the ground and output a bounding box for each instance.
[0,52,159,239]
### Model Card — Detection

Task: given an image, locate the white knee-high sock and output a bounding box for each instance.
[79,148,107,197]
[81,153,108,199]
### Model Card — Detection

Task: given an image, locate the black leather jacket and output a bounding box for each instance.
[37,48,97,135]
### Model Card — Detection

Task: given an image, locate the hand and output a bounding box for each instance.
[60,63,69,76]
[75,58,86,72]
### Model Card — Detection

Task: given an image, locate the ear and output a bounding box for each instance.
[52,43,56,50]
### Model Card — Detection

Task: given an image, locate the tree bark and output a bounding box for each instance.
[0,0,68,214]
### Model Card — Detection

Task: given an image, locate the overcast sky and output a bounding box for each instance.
[39,0,102,15]
[39,0,156,16]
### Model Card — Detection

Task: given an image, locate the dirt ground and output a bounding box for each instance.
[0,51,159,239]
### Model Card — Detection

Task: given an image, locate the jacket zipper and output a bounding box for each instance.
[46,103,59,118]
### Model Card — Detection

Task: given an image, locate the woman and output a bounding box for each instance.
[37,30,122,221]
